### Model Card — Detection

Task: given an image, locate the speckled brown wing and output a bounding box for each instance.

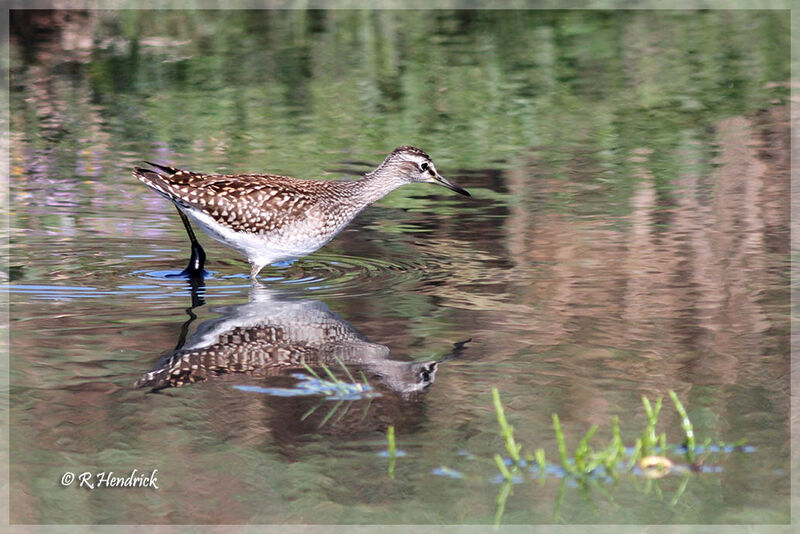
[134,163,321,234]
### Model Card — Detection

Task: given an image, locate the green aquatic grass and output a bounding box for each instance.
[387,425,397,480]
[534,448,547,476]
[483,388,742,490]
[627,438,643,471]
[552,414,624,478]
[668,390,695,462]
[485,389,747,525]
[492,387,521,465]
[640,395,663,457]
[297,359,377,428]
[300,357,372,397]
[318,399,345,427]
[418,387,748,525]
[573,423,600,474]
[601,416,623,475]
[493,480,513,529]
[493,454,513,481]
[552,413,573,475]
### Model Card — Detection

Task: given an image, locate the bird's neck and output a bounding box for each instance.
[353,169,406,205]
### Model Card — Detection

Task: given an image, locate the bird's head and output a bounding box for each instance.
[377,146,470,197]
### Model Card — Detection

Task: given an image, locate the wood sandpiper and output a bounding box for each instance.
[134,146,470,278]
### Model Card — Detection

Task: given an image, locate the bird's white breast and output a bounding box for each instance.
[180,205,340,267]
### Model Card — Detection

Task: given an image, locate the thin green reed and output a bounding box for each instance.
[601,416,623,474]
[387,425,397,479]
[535,448,547,476]
[573,424,599,474]
[641,395,663,456]
[668,389,695,461]
[492,387,521,465]
[552,414,575,475]
[493,453,513,482]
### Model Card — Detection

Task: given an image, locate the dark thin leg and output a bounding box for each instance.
[176,207,207,277]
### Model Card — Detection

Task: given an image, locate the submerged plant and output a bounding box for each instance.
[235,358,377,402]
[237,357,379,430]
[301,357,374,398]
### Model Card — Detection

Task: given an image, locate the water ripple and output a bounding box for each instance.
[6,252,447,300]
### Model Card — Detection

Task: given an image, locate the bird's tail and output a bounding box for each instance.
[133,161,184,204]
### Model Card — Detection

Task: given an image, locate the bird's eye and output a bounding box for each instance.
[420,162,428,171]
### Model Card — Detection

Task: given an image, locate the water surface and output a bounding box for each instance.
[7,9,790,524]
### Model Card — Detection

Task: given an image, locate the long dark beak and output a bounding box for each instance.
[434,173,470,197]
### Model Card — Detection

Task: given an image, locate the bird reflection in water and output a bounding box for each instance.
[137,278,469,442]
